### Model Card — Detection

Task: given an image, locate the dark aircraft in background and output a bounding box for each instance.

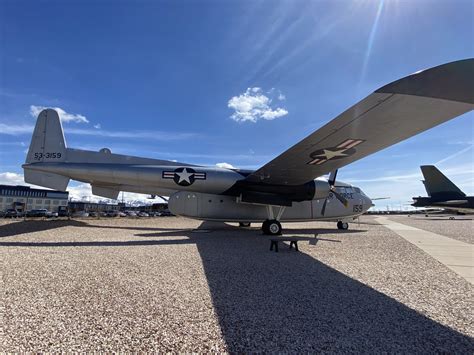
[412,165,474,213]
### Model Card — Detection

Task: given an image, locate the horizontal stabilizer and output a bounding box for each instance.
[91,185,120,199]
[24,169,69,191]
[440,199,468,206]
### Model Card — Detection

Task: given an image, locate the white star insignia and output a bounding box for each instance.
[176,168,193,184]
[315,148,348,160]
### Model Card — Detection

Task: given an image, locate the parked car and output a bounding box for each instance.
[106,211,119,217]
[88,211,98,217]
[125,211,137,217]
[58,209,70,217]
[26,209,49,218]
[118,212,127,217]
[72,211,89,218]
[4,209,19,218]
[160,210,173,217]
[138,211,149,217]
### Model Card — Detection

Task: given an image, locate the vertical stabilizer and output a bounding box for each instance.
[24,109,69,190]
[26,109,67,164]
[420,165,465,199]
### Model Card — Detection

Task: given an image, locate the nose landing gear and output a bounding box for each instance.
[261,205,286,235]
[262,220,282,235]
[337,221,349,230]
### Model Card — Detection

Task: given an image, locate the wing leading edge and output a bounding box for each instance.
[245,59,474,186]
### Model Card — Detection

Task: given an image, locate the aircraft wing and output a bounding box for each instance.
[245,59,474,186]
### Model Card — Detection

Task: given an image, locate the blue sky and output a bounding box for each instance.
[0,0,473,209]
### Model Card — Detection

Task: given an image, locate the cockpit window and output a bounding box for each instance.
[335,186,354,193]
[354,187,361,193]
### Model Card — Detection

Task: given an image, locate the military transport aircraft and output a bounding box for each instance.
[23,59,474,235]
[412,165,474,213]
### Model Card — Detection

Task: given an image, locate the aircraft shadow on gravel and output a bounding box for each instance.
[0,219,88,238]
[189,222,473,353]
[0,219,194,239]
[1,220,472,352]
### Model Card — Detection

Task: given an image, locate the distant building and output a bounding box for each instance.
[0,184,69,212]
[68,201,123,213]
[126,202,168,212]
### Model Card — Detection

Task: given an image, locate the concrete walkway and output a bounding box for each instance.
[376,217,474,284]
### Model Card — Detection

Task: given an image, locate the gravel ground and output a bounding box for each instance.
[0,216,472,352]
[387,215,473,244]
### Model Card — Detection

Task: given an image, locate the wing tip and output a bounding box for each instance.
[375,58,474,104]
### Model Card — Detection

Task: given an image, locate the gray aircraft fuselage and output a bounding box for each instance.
[24,158,372,222]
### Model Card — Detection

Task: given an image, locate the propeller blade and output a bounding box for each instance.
[331,189,348,207]
[322,170,347,216]
[328,170,338,186]
[321,197,328,216]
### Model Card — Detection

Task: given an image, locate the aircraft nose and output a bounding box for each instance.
[367,196,374,209]
[363,195,374,211]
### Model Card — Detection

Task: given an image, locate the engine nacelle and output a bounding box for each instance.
[312,179,331,200]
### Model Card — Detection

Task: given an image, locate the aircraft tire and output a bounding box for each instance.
[262,220,282,235]
[267,220,282,235]
[337,221,349,230]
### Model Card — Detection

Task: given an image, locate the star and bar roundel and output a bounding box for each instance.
[307,139,365,165]
[162,167,206,186]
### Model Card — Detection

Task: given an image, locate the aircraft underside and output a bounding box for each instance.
[168,191,365,223]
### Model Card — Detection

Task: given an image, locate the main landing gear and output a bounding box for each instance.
[337,221,349,230]
[261,205,286,235]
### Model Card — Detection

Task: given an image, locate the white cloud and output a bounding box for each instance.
[0,123,34,135]
[227,87,288,123]
[53,182,167,204]
[30,105,89,124]
[278,93,286,101]
[93,123,101,129]
[0,123,195,141]
[261,107,288,120]
[0,172,28,185]
[435,145,473,166]
[216,162,235,169]
[65,127,196,141]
